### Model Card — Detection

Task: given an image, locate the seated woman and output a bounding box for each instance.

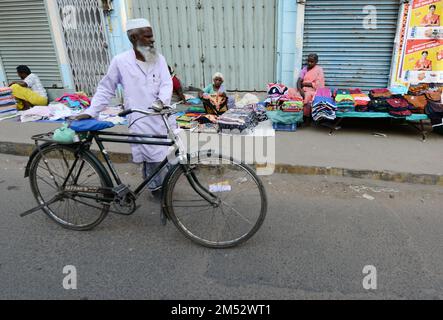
[297,53,325,119]
[198,72,233,115]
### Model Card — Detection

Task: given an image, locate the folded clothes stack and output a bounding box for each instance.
[218,108,258,134]
[312,88,337,122]
[0,105,18,121]
[253,103,269,122]
[368,88,392,112]
[0,87,16,107]
[387,97,412,117]
[351,93,371,112]
[335,91,355,113]
[176,114,199,130]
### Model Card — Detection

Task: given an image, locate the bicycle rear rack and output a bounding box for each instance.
[31,132,56,143]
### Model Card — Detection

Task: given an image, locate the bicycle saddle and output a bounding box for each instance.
[69,119,115,132]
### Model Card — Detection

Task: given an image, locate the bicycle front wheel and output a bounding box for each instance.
[29,144,111,231]
[165,154,267,248]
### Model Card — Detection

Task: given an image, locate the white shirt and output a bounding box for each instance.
[24,73,47,99]
[85,50,174,163]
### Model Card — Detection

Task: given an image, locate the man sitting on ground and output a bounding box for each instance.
[9,65,48,110]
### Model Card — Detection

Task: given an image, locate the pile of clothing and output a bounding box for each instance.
[0,87,16,107]
[218,106,258,134]
[55,93,91,111]
[350,89,371,112]
[386,97,412,117]
[312,88,337,122]
[264,83,301,110]
[176,105,207,130]
[20,103,79,122]
[254,102,268,122]
[334,89,355,113]
[0,87,17,121]
[368,88,392,112]
[176,113,199,130]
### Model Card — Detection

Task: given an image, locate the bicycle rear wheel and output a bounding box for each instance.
[164,153,267,248]
[29,144,111,231]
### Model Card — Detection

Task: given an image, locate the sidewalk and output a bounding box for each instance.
[0,119,442,185]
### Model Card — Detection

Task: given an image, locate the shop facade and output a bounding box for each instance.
[1,1,439,94]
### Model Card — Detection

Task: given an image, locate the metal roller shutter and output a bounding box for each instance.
[303,0,400,90]
[128,0,277,91]
[0,0,62,87]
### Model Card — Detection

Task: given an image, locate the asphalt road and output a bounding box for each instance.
[0,153,442,300]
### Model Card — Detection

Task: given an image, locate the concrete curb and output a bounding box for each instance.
[1,141,442,187]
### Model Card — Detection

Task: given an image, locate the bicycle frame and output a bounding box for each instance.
[90,129,175,198]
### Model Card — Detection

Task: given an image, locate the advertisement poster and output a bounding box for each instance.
[403,39,443,83]
[394,0,442,84]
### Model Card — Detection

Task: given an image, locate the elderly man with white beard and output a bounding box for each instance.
[76,19,174,201]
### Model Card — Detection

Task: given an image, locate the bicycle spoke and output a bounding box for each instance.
[219,205,236,241]
[221,200,253,225]
[36,175,58,191]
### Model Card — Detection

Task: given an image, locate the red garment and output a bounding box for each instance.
[172,76,182,92]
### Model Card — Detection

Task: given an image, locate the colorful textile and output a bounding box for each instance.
[267,83,288,96]
[186,106,206,113]
[56,93,91,110]
[335,94,355,112]
[281,101,303,113]
[218,108,258,133]
[312,88,337,121]
[351,93,371,107]
[369,88,392,99]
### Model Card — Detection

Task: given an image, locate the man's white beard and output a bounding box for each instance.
[136,44,158,64]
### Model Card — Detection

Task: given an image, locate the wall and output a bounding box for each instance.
[45,0,74,89]
[105,0,132,56]
[277,0,299,87]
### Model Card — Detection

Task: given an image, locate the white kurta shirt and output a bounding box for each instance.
[85,50,174,163]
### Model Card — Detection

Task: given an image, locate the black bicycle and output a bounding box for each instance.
[21,106,267,248]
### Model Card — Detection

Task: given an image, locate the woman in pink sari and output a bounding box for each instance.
[297,53,325,118]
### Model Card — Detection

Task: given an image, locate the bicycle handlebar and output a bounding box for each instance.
[118,101,183,118]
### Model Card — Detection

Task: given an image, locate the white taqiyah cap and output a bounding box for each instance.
[126,18,151,32]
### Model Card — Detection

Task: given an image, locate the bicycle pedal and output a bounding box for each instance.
[112,184,132,198]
